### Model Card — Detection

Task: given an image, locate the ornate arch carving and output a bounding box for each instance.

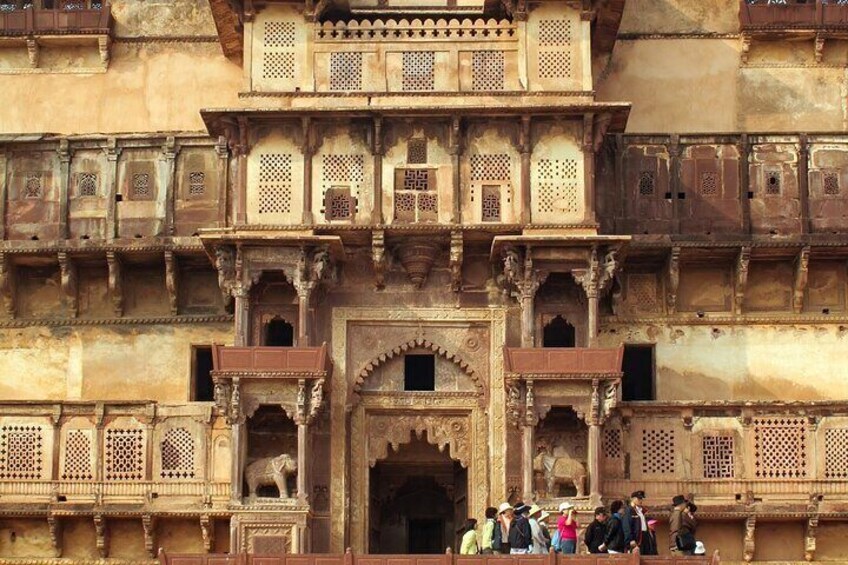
[351,337,483,399]
[367,414,471,468]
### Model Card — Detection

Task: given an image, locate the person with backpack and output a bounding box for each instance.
[670,495,698,555]
[508,503,532,554]
[598,500,626,554]
[480,507,498,554]
[583,506,609,554]
[492,502,513,554]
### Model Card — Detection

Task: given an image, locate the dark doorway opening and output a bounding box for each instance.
[404,354,435,391]
[622,345,655,401]
[191,346,214,401]
[369,436,467,554]
[264,318,294,347]
[408,518,443,554]
[543,315,576,347]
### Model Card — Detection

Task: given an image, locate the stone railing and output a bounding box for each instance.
[740,0,848,31]
[0,1,111,36]
[313,18,517,41]
[602,401,848,511]
[0,401,230,507]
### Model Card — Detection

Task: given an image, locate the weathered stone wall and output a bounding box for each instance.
[597,0,848,133]
[598,323,848,401]
[0,324,232,401]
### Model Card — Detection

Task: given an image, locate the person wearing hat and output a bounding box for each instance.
[623,490,649,554]
[507,503,532,554]
[538,511,552,549]
[528,505,548,554]
[669,495,697,555]
[480,507,498,554]
[556,501,579,554]
[492,502,513,554]
[583,506,608,554]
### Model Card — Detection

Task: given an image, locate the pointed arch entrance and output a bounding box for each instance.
[369,435,468,554]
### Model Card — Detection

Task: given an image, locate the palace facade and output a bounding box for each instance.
[0,0,845,563]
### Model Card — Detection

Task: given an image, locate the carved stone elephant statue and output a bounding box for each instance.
[533,451,587,498]
[245,453,298,499]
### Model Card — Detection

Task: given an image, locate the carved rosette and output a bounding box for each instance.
[367,414,471,467]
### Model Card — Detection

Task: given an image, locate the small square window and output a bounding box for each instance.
[407,139,427,165]
[765,170,781,195]
[404,354,435,391]
[638,171,655,196]
[824,172,840,196]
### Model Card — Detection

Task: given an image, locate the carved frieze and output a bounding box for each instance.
[367,413,471,467]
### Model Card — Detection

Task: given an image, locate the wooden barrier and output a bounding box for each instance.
[159,549,720,565]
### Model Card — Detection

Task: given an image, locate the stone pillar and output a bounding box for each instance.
[503,248,545,348]
[586,286,599,348]
[229,381,245,503]
[520,288,536,348]
[519,117,532,224]
[234,289,250,347]
[522,380,537,502]
[295,379,310,504]
[372,118,384,224]
[295,281,314,347]
[572,247,617,347]
[302,118,315,225]
[587,422,601,505]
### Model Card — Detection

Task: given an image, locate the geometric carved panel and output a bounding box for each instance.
[481,185,501,222]
[537,158,579,215]
[824,428,848,479]
[77,172,98,197]
[330,52,362,91]
[603,428,622,459]
[470,154,510,182]
[263,21,296,81]
[538,19,572,80]
[401,51,435,91]
[0,425,44,480]
[258,154,293,215]
[628,273,659,313]
[641,428,675,475]
[702,435,734,479]
[471,51,505,91]
[753,417,807,479]
[104,428,145,481]
[160,428,196,480]
[62,429,94,481]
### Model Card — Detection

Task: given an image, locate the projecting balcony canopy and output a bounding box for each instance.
[503,346,624,380]
[211,344,331,379]
[0,1,111,36]
[740,0,848,33]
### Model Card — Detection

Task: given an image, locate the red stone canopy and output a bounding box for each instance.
[503,347,624,380]
[212,344,331,379]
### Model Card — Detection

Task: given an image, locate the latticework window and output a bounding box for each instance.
[471,51,505,91]
[628,274,659,312]
[471,154,510,182]
[188,172,205,196]
[407,139,428,165]
[824,172,840,195]
[77,173,98,197]
[481,185,501,222]
[263,21,296,81]
[323,154,364,184]
[61,429,93,481]
[753,417,807,479]
[702,435,735,479]
[160,428,195,480]
[329,52,363,91]
[258,154,292,215]
[537,158,580,216]
[24,173,42,198]
[0,425,43,480]
[641,428,675,475]
[638,171,655,196]
[324,187,354,221]
[401,51,435,91]
[104,428,145,481]
[825,428,848,479]
[765,170,781,195]
[603,428,622,459]
[394,168,437,223]
[132,173,151,198]
[699,171,719,197]
[538,19,572,80]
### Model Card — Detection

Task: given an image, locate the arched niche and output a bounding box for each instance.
[249,272,298,346]
[536,272,587,347]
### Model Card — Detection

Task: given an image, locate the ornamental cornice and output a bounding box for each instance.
[211,370,328,380]
[505,371,623,381]
[0,242,205,255]
[0,315,232,329]
[601,315,848,325]
[238,90,596,99]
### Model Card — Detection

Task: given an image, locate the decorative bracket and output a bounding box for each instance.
[142,514,156,558]
[93,514,108,559]
[165,251,179,316]
[47,514,62,558]
[524,380,537,427]
[106,251,123,317]
[743,515,756,563]
[0,252,16,318]
[200,515,215,553]
[666,246,681,314]
[372,230,387,290]
[506,383,521,428]
[449,230,463,292]
[815,34,825,64]
[58,252,78,318]
[572,246,618,299]
[793,246,810,314]
[734,246,751,316]
[98,36,111,67]
[26,39,39,68]
[805,516,818,562]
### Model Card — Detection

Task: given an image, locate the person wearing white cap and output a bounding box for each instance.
[556,501,579,554]
[528,505,547,554]
[492,502,514,554]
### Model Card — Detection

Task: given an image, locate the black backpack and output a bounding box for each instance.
[508,517,528,548]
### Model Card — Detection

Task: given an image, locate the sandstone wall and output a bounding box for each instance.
[0,324,232,402]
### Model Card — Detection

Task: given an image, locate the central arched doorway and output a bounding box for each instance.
[369,435,468,554]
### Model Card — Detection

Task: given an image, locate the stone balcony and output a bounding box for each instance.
[740,0,848,32]
[211,344,331,379]
[503,346,624,380]
[0,1,111,36]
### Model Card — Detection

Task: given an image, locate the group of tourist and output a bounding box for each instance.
[459,491,703,556]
